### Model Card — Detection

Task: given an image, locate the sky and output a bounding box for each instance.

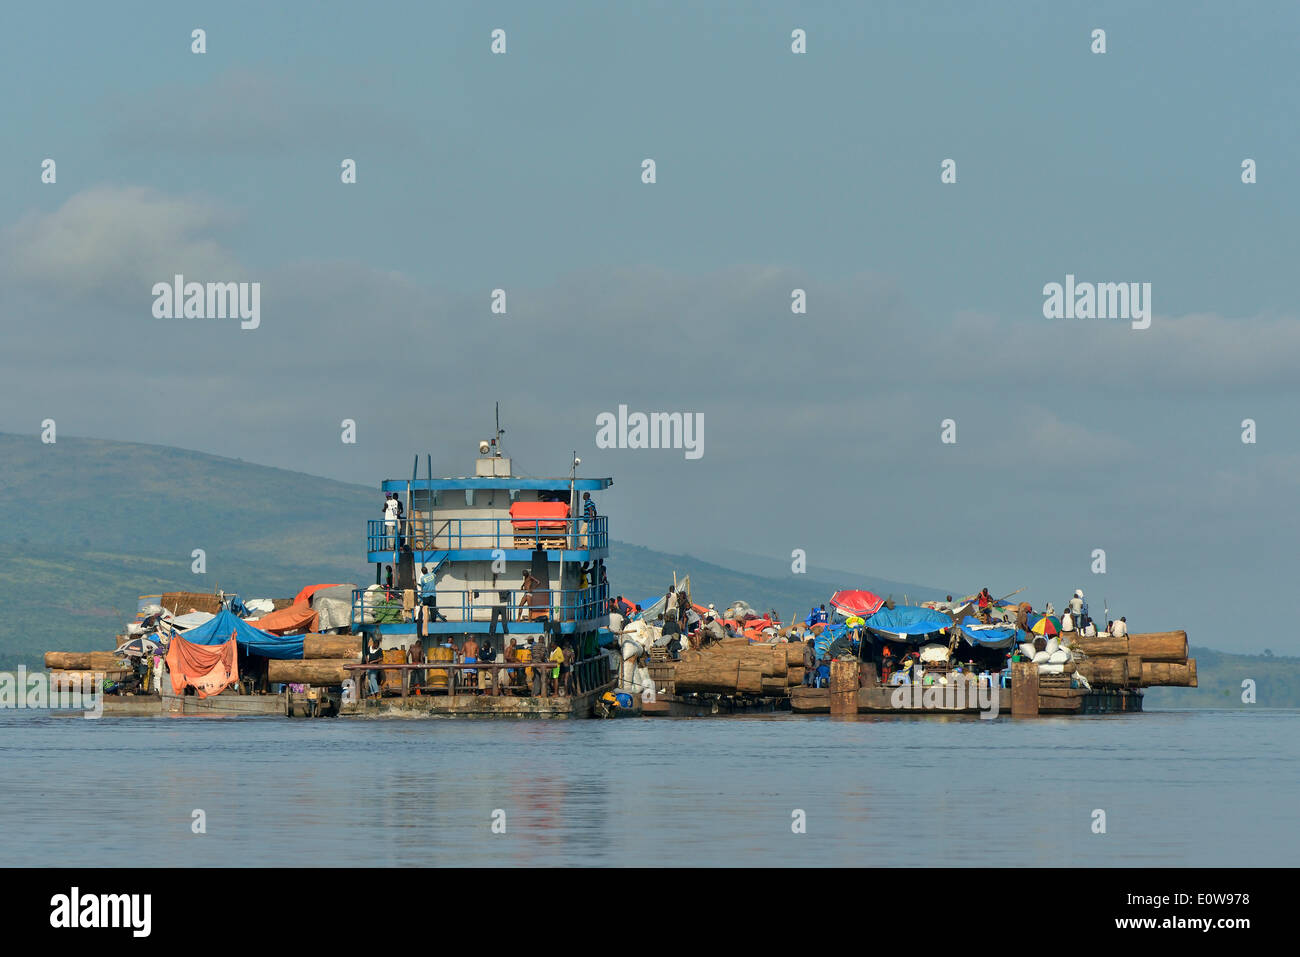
[1,1,1297,652]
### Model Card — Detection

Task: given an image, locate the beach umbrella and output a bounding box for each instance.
[115,635,165,659]
[1027,613,1061,637]
[830,589,885,618]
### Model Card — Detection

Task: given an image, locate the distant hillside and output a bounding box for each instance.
[0,433,911,666]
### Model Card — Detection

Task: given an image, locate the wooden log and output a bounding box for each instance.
[44,651,124,671]
[302,634,362,660]
[1071,631,1188,662]
[784,643,806,667]
[1076,657,1129,687]
[1070,636,1129,656]
[47,668,130,682]
[267,659,351,686]
[760,676,787,695]
[1128,631,1188,662]
[1139,659,1197,687]
[1126,655,1143,685]
[1011,661,1038,716]
[673,659,740,694]
[786,667,805,686]
[736,667,764,694]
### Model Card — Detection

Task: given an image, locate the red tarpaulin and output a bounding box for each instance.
[166,634,238,698]
[830,589,886,618]
[509,502,570,530]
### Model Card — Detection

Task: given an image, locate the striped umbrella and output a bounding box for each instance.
[1027,613,1061,637]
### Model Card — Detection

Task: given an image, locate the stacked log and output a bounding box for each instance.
[44,651,124,671]
[1070,631,1195,688]
[267,659,351,686]
[1072,631,1187,662]
[672,641,806,696]
[1075,656,1129,687]
[302,634,362,660]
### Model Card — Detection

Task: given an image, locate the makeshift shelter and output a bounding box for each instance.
[181,609,305,659]
[166,634,238,698]
[863,605,951,642]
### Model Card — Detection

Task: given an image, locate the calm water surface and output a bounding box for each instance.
[1,708,1295,866]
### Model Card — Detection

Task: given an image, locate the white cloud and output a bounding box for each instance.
[1,186,242,297]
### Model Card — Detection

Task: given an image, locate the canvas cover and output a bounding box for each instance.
[251,602,319,635]
[181,609,305,659]
[166,635,238,698]
[509,502,570,529]
[311,584,357,632]
[863,605,951,640]
[830,589,886,618]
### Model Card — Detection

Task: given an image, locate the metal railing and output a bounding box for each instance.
[367,515,608,553]
[351,583,610,628]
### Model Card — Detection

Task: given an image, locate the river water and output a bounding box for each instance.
[0,708,1294,866]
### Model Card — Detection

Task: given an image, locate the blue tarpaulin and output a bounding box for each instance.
[863,605,951,639]
[179,609,305,659]
[814,623,852,658]
[957,616,1020,649]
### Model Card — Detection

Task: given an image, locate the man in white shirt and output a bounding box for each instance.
[383,494,400,547]
[1112,617,1128,637]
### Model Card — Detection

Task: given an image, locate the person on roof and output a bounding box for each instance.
[1111,616,1128,637]
[582,492,597,547]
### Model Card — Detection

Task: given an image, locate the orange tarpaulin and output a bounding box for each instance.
[509,502,569,530]
[252,602,319,635]
[292,583,349,606]
[166,634,238,698]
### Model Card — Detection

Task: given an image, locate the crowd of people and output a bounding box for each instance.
[361,631,580,699]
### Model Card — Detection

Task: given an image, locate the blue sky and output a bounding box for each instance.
[2,1,1297,651]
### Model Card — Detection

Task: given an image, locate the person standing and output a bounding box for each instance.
[582,491,597,546]
[364,634,384,699]
[383,493,400,548]
[488,588,511,637]
[418,565,447,624]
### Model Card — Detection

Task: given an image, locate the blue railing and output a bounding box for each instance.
[367,515,608,554]
[351,582,610,628]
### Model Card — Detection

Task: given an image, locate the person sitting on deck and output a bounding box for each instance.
[1111,616,1128,637]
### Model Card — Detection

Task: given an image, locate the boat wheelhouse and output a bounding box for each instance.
[352,437,613,653]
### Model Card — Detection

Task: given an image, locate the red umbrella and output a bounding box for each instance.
[829,589,885,618]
